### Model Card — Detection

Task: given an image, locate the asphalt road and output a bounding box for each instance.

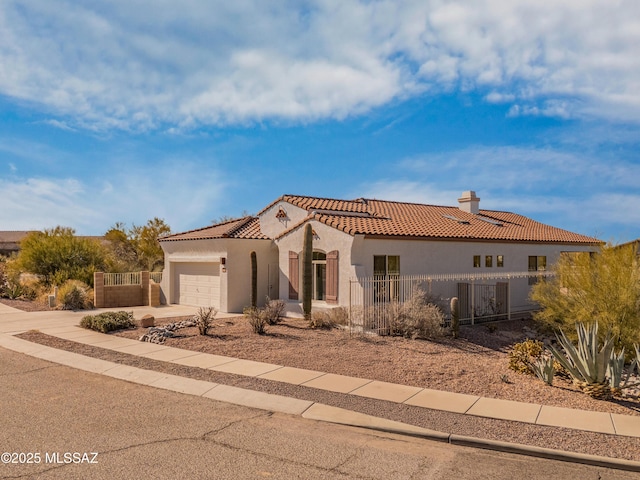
[0,347,637,480]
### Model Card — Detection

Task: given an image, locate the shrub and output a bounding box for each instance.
[530,243,640,354]
[308,311,335,329]
[386,287,445,339]
[194,306,217,335]
[328,306,349,326]
[263,297,286,325]
[57,280,92,310]
[508,339,544,375]
[244,307,267,334]
[80,311,135,333]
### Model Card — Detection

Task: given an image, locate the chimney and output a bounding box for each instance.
[458,190,480,214]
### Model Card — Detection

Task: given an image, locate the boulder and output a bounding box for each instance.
[140,314,155,328]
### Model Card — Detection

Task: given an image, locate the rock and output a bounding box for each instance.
[140,314,155,328]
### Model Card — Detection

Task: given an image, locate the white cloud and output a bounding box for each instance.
[0,1,638,129]
[0,164,226,234]
[358,145,640,241]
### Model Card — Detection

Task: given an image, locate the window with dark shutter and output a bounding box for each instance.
[326,250,339,304]
[288,251,299,300]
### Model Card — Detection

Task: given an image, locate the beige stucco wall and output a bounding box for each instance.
[276,225,598,310]
[353,237,599,312]
[258,200,309,238]
[225,239,279,312]
[161,237,277,313]
[275,219,355,308]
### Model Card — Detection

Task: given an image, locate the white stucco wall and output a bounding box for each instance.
[161,237,276,313]
[275,220,355,307]
[353,237,599,313]
[258,200,309,239]
[225,239,279,312]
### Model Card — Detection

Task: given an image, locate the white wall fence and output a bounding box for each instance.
[103,271,163,286]
[349,271,554,335]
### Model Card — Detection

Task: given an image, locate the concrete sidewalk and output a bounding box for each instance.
[1,305,640,471]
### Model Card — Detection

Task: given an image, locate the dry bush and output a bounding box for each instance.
[244,307,267,334]
[57,280,93,310]
[263,297,286,325]
[194,306,217,335]
[308,311,335,329]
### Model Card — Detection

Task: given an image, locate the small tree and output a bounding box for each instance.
[302,223,313,320]
[104,218,171,272]
[530,243,640,353]
[15,227,107,287]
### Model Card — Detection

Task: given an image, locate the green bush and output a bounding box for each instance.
[508,339,544,375]
[80,311,135,333]
[530,243,640,354]
[57,280,92,310]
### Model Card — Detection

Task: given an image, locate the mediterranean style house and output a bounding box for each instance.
[159,191,601,315]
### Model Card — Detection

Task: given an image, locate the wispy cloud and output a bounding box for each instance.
[356,145,640,240]
[0,1,638,129]
[0,162,227,234]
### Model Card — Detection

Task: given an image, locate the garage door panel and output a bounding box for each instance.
[173,262,220,308]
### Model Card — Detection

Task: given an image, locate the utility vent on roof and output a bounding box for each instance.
[476,216,504,227]
[443,214,470,225]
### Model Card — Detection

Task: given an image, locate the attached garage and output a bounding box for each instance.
[172,262,220,308]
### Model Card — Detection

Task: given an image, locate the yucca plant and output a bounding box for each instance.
[548,322,615,399]
[531,354,555,386]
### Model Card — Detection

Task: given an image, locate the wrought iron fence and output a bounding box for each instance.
[103,272,141,286]
[349,271,554,335]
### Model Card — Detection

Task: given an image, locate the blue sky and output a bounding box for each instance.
[1,1,639,242]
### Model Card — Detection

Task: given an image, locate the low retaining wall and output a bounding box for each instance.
[94,272,163,308]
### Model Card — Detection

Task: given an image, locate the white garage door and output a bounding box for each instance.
[173,263,220,308]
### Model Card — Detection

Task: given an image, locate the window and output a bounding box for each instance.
[485,255,493,268]
[497,255,504,268]
[373,255,400,302]
[374,255,400,276]
[473,255,481,268]
[312,251,327,301]
[528,256,547,284]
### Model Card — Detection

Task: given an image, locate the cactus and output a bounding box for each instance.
[450,297,460,339]
[250,251,257,308]
[302,223,313,320]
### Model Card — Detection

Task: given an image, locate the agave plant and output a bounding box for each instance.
[607,349,638,395]
[531,354,555,386]
[548,322,616,399]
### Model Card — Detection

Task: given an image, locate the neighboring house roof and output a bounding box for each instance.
[0,231,37,253]
[272,195,601,245]
[160,217,268,242]
[0,231,35,243]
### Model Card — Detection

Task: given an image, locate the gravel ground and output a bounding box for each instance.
[16,316,640,462]
[109,315,640,417]
[12,332,640,461]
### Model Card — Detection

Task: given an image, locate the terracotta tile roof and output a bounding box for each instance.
[278,196,600,244]
[160,217,268,242]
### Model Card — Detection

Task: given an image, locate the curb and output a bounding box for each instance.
[2,333,640,473]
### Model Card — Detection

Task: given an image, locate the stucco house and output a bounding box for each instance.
[159,191,601,316]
